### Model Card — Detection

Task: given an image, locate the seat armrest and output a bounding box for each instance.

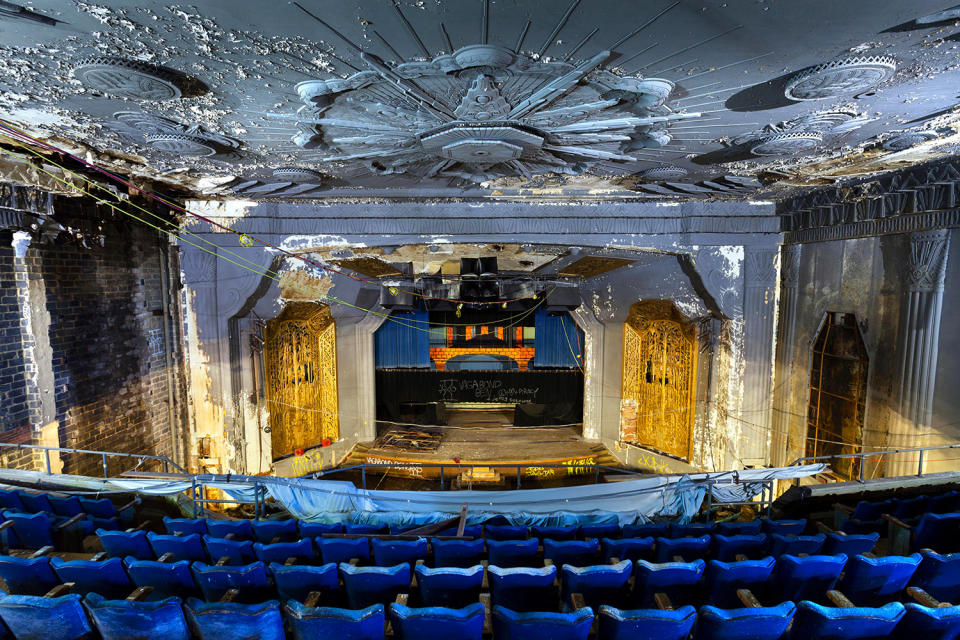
[216,556,231,566]
[395,593,408,605]
[224,533,235,540]
[29,545,54,559]
[91,551,108,562]
[44,583,74,598]
[908,586,952,608]
[126,586,153,602]
[219,588,240,603]
[304,591,323,608]
[348,557,359,566]
[157,552,174,563]
[126,521,150,533]
[0,521,15,532]
[737,589,762,608]
[569,592,587,611]
[609,556,620,565]
[881,513,911,530]
[826,590,855,608]
[117,498,139,514]
[284,557,297,566]
[480,593,492,635]
[654,592,674,611]
[815,522,835,535]
[832,504,854,514]
[54,513,85,531]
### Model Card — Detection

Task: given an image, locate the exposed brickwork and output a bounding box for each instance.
[430,347,536,371]
[0,234,29,435]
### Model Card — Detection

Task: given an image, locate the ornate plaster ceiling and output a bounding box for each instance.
[0,0,959,200]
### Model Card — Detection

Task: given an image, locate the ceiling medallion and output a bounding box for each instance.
[784,55,897,101]
[749,132,823,156]
[73,56,199,100]
[882,131,939,151]
[272,167,324,182]
[731,109,869,158]
[635,164,688,181]
[113,112,241,158]
[286,44,702,183]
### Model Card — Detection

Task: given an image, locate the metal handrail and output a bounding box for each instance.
[0,442,186,477]
[788,443,960,483]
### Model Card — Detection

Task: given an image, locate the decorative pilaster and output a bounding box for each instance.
[572,306,604,441]
[770,245,802,467]
[890,230,950,476]
[739,247,779,466]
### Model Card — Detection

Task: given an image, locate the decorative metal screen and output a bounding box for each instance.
[621,301,697,460]
[264,303,338,458]
[806,312,868,481]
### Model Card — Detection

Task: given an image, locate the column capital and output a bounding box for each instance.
[781,245,802,289]
[907,229,950,293]
[744,247,778,289]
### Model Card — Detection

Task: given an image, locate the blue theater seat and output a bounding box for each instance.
[492,604,593,640]
[622,523,669,539]
[768,533,825,557]
[339,563,411,608]
[50,556,133,599]
[4,511,91,549]
[85,592,190,640]
[671,523,715,538]
[769,553,847,603]
[415,564,483,608]
[823,532,879,557]
[0,555,58,595]
[253,538,315,565]
[633,559,706,607]
[484,524,527,540]
[79,497,136,526]
[837,553,922,606]
[147,532,206,562]
[532,525,578,541]
[655,535,711,562]
[579,523,621,540]
[792,600,905,640]
[371,537,428,566]
[701,557,776,608]
[487,538,539,568]
[693,601,796,640]
[896,602,960,640]
[0,491,24,512]
[435,524,483,538]
[389,602,484,640]
[124,557,198,600]
[712,534,768,561]
[716,521,763,536]
[0,592,92,640]
[602,537,654,563]
[47,495,83,518]
[841,518,887,535]
[850,500,893,522]
[297,521,343,537]
[316,537,370,564]
[431,538,484,567]
[544,538,599,567]
[190,560,271,603]
[597,604,697,640]
[912,513,960,553]
[893,496,928,521]
[488,565,558,612]
[561,560,632,610]
[205,519,253,540]
[16,491,53,515]
[344,523,388,535]
[97,528,152,560]
[269,562,338,602]
[761,519,806,536]
[910,550,960,602]
[203,535,256,565]
[252,519,299,543]
[163,517,207,536]
[283,601,384,640]
[928,491,960,514]
[184,598,284,640]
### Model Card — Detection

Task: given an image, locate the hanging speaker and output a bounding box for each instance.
[545,287,582,311]
[379,286,416,310]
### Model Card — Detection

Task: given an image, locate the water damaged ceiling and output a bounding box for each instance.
[1,0,960,200]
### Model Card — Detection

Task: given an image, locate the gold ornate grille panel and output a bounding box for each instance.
[265,303,338,458]
[621,301,697,460]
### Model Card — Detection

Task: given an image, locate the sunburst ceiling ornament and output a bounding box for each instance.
[284,44,701,183]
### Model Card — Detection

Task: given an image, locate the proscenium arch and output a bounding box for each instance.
[620,300,698,461]
[264,302,339,459]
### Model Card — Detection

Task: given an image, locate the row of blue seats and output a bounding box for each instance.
[2,551,953,612]
[838,491,960,525]
[841,511,960,554]
[0,490,135,525]
[0,589,953,640]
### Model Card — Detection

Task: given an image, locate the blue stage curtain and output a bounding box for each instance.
[374,311,431,368]
[533,309,584,368]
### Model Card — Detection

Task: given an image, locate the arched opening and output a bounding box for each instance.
[621,300,697,461]
[806,312,868,481]
[264,302,338,459]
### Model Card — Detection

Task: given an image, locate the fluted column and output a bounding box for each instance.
[771,245,802,467]
[889,230,950,476]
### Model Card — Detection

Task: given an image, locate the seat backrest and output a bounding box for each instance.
[838,553,922,605]
[702,557,776,608]
[253,538,315,565]
[316,537,370,564]
[543,538,599,567]
[654,535,711,562]
[371,537,428,566]
[823,532,878,557]
[561,560,632,609]
[711,534,768,562]
[338,563,411,609]
[162,517,207,536]
[184,598,284,640]
[915,513,960,553]
[3,511,54,548]
[202,535,255,565]
[344,523,388,535]
[793,601,905,640]
[415,565,484,608]
[486,538,539,568]
[389,602,484,640]
[900,603,960,640]
[269,562,338,603]
[48,495,83,518]
[124,557,196,598]
[761,519,807,536]
[147,532,207,562]
[0,592,92,640]
[488,565,557,611]
[283,601,384,640]
[768,533,825,557]
[431,538,485,568]
[79,497,117,519]
[205,518,254,540]
[771,554,847,602]
[850,500,892,521]
[928,491,960,515]
[531,525,577,541]
[601,537,654,563]
[599,604,696,640]
[435,525,483,538]
[16,491,53,514]
[97,528,153,560]
[492,605,593,640]
[622,523,669,538]
[0,491,24,512]
[670,523,715,538]
[251,519,299,543]
[297,521,343,537]
[50,556,133,599]
[633,559,706,607]
[84,592,190,640]
[911,550,960,603]
[484,524,528,540]
[715,521,763,537]
[693,602,797,640]
[189,561,270,603]
[578,523,621,540]
[0,555,58,596]
[893,496,929,520]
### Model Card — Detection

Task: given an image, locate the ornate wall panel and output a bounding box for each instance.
[264,303,338,458]
[621,301,697,460]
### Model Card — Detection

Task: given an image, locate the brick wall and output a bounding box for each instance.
[431,347,536,371]
[0,233,29,435]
